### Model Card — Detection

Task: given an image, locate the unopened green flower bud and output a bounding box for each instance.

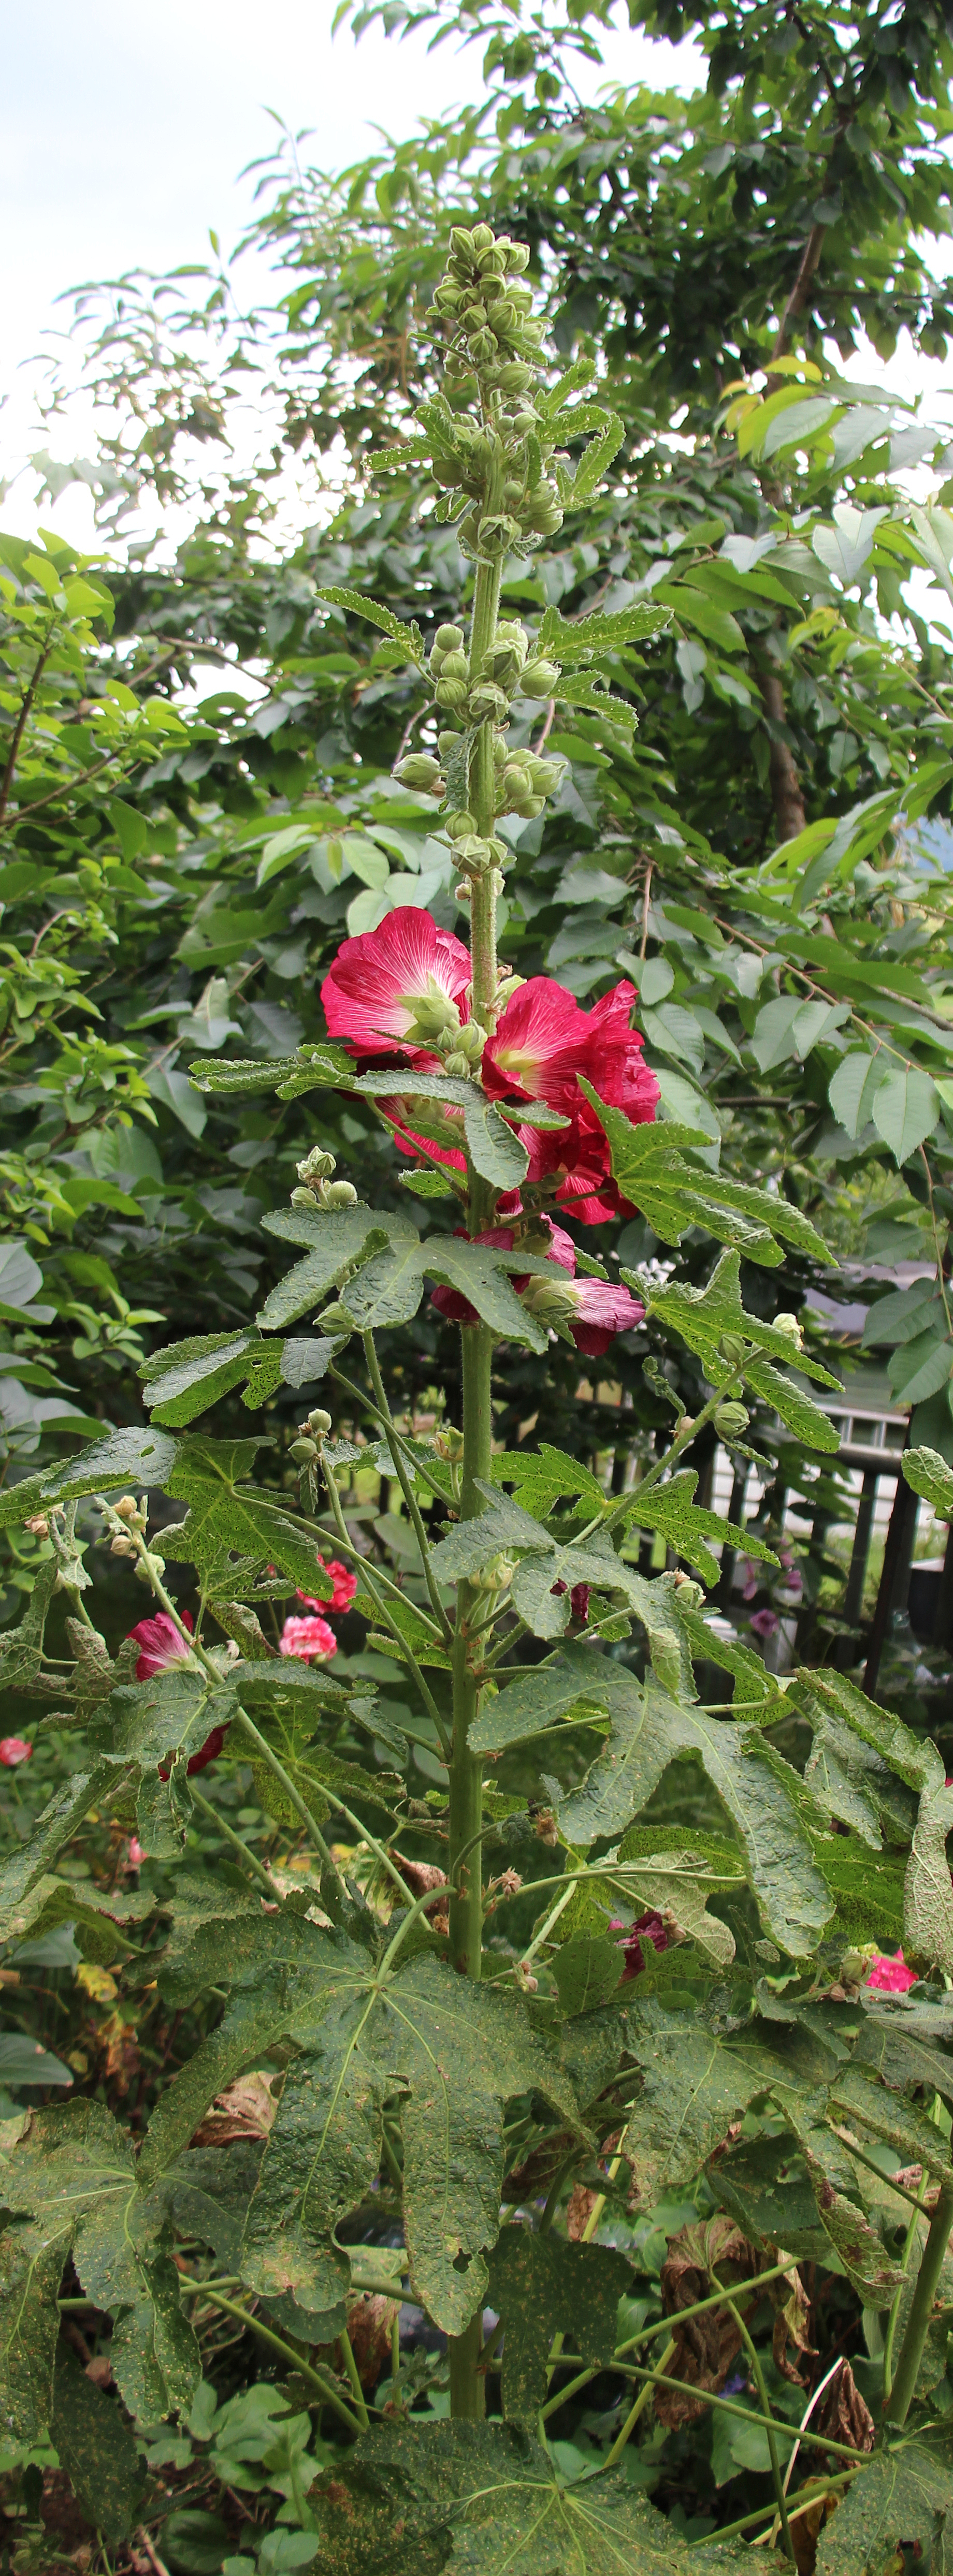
[438,730,463,760]
[289,1436,319,1465]
[322,1180,358,1209]
[474,1552,514,1593]
[444,1050,473,1077]
[469,681,509,722]
[519,795,547,819]
[714,1402,750,1440]
[476,513,517,554]
[305,1407,333,1437]
[395,752,443,791]
[291,1185,318,1208]
[529,757,562,794]
[445,809,478,841]
[435,623,465,655]
[506,241,530,273]
[521,657,561,696]
[436,678,469,711]
[450,227,475,259]
[320,1302,354,1335]
[498,360,534,395]
[719,1334,747,1366]
[134,1550,166,1585]
[772,1311,803,1346]
[435,1425,465,1462]
[298,1147,336,1183]
[471,223,495,253]
[439,651,469,682]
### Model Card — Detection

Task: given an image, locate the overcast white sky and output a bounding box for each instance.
[3,1,952,558]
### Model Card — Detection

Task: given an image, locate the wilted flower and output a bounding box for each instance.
[280,1613,338,1663]
[611,1911,672,1980]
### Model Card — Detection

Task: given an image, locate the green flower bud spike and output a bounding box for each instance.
[714,1401,750,1439]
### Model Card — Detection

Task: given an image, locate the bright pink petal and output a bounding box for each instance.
[298,1557,357,1615]
[568,1278,645,1357]
[128,1608,194,1681]
[865,1950,918,1992]
[321,909,471,1056]
[0,1736,32,1767]
[280,1614,338,1663]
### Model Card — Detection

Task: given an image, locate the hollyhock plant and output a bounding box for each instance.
[321,908,471,1062]
[0,1736,32,1767]
[127,1610,230,1777]
[280,1612,338,1663]
[749,1607,779,1642]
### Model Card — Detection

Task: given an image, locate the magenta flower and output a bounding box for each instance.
[128,1608,195,1680]
[609,1911,671,1981]
[865,1949,918,1993]
[321,908,471,1061]
[280,1613,338,1663]
[749,1608,779,1642]
[0,1736,32,1767]
[127,1609,230,1777]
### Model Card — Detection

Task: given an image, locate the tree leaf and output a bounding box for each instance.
[903,1443,953,1516]
[538,601,670,664]
[485,2234,633,2414]
[871,1065,940,1165]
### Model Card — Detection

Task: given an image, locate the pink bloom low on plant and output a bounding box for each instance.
[865,1949,918,1993]
[128,1608,195,1680]
[126,1837,146,1868]
[280,1613,338,1663]
[749,1607,779,1642]
[297,1556,357,1616]
[0,1736,32,1767]
[321,908,472,1062]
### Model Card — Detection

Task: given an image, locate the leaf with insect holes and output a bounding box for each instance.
[39,1424,180,1499]
[51,2346,146,2542]
[306,2418,728,2576]
[486,2234,633,2415]
[139,1329,285,1425]
[815,2428,953,2575]
[0,2099,200,2431]
[316,583,425,666]
[139,1909,581,2339]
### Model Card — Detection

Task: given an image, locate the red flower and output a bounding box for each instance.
[321,908,471,1061]
[431,1219,644,1354]
[280,1613,338,1663]
[297,1557,357,1616]
[128,1610,230,1778]
[865,1950,918,1993]
[483,976,658,1225]
[0,1736,32,1767]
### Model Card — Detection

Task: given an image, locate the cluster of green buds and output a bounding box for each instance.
[289,1407,333,1468]
[292,1147,358,1212]
[392,221,571,898]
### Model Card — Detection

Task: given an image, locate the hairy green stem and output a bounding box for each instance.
[189,2287,361,2435]
[339,2324,371,2431]
[711,2271,795,2561]
[600,2338,676,2469]
[883,2174,953,2427]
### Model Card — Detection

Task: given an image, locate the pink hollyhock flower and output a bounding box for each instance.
[297,1557,357,1616]
[0,1736,32,1767]
[126,1837,146,1868]
[865,1949,918,1993]
[128,1611,231,1778]
[321,908,471,1062]
[280,1613,338,1663]
[749,1608,779,1641]
[431,1219,644,1354]
[610,1911,671,1981]
[129,1608,195,1681]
